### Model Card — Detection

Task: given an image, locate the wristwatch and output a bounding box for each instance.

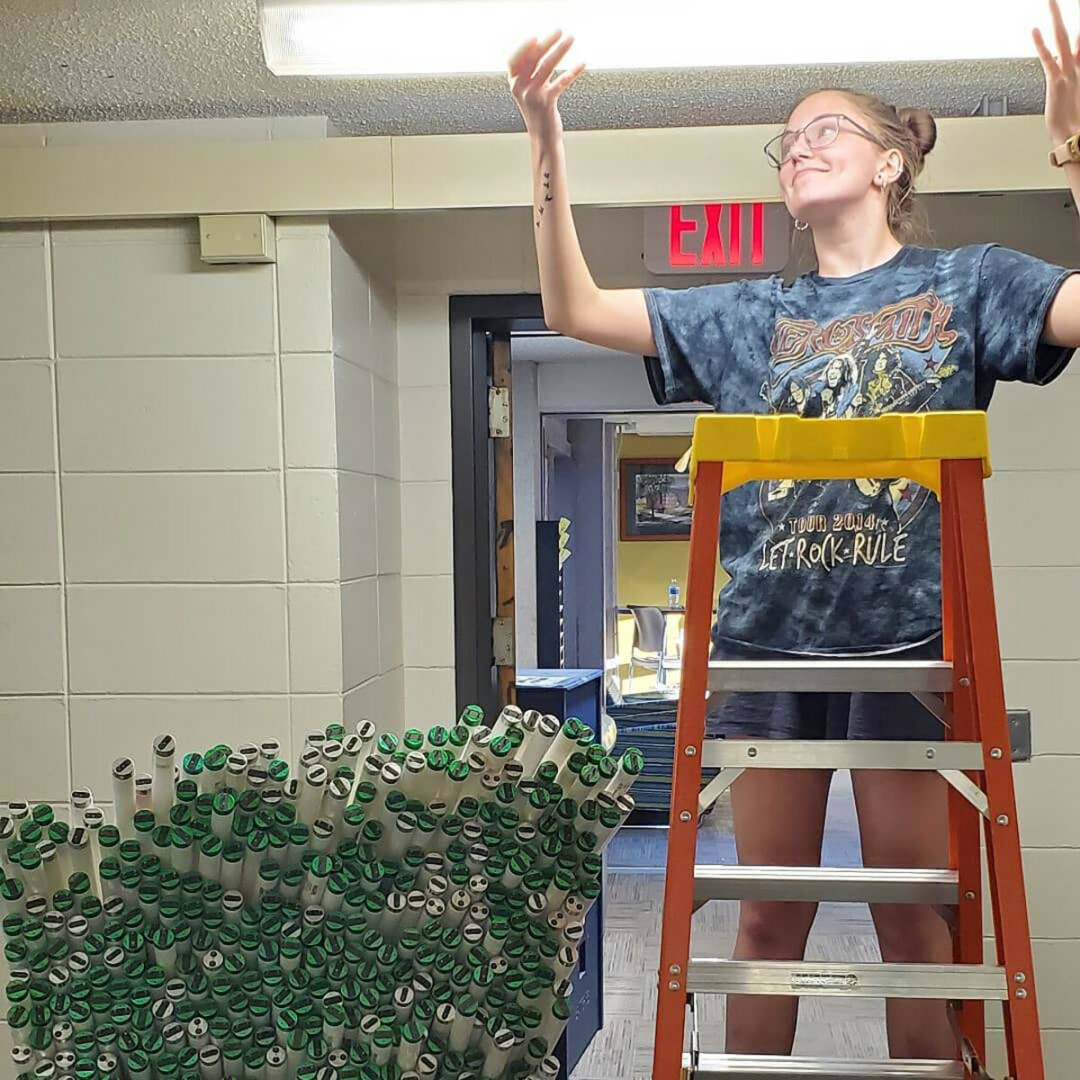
[1049,132,1080,166]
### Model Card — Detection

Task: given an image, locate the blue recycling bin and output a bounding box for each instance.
[514,668,605,1079]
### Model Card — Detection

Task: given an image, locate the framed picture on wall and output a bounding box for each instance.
[620,458,692,541]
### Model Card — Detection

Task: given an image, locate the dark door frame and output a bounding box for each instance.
[448,293,546,718]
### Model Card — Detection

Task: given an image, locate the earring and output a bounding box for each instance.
[794,219,809,232]
[875,173,885,188]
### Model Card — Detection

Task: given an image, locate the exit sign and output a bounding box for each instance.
[644,203,791,275]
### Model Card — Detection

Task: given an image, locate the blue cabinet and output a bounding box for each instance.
[515,668,605,1079]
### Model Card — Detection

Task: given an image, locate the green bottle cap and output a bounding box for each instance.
[116,838,140,864]
[460,704,485,726]
[238,789,261,814]
[427,725,449,747]
[1,877,25,905]
[446,760,471,786]
[489,735,513,759]
[175,778,198,804]
[221,841,243,865]
[536,759,558,783]
[205,745,229,767]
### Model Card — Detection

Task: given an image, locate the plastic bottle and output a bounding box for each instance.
[667,578,680,608]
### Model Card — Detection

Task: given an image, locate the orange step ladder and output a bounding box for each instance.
[651,413,1043,1080]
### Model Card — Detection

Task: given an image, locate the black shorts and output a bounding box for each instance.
[705,637,946,741]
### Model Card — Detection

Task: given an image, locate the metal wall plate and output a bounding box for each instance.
[488,386,510,438]
[1008,709,1031,762]
[492,617,515,667]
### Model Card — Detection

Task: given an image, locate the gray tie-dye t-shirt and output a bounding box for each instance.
[643,243,1075,656]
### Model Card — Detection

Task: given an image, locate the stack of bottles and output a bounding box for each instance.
[2,706,643,1080]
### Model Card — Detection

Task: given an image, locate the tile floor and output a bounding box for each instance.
[573,770,890,1079]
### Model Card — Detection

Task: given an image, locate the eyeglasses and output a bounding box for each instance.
[763,113,888,168]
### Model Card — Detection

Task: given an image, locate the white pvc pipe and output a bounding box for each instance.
[111,758,136,840]
[152,735,176,823]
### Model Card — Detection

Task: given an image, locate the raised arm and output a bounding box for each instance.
[1034,0,1080,346]
[508,33,657,356]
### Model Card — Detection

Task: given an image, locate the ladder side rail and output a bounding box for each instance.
[940,464,986,1066]
[653,459,725,1080]
[945,458,1044,1080]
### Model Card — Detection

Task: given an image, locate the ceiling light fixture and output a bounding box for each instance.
[258,0,1067,78]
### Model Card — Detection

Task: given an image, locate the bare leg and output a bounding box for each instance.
[852,768,958,1060]
[726,766,834,1055]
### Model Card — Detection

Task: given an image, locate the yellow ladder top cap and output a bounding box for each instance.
[689,412,991,497]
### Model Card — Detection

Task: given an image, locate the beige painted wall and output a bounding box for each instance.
[0,212,402,812]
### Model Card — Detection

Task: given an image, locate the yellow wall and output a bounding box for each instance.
[616,434,691,693]
[616,434,694,607]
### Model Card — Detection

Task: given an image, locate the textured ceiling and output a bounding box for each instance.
[0,0,1047,137]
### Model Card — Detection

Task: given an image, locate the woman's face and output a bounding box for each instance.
[778,91,893,227]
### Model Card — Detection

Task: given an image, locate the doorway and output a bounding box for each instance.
[448,302,884,1072]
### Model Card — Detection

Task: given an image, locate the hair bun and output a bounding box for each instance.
[898,107,937,158]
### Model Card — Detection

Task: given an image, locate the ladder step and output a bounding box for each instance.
[686,960,1008,1000]
[682,1054,964,1078]
[693,866,959,906]
[700,739,984,772]
[707,659,953,694]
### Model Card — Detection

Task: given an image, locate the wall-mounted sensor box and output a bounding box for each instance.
[199,214,276,264]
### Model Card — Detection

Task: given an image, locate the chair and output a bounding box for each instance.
[626,605,670,691]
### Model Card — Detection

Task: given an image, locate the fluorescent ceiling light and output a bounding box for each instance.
[259,0,1069,77]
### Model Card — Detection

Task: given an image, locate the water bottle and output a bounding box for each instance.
[667,578,680,608]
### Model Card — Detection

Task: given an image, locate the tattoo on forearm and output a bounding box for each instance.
[536,170,553,229]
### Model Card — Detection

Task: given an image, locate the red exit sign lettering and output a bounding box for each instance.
[644,202,791,276]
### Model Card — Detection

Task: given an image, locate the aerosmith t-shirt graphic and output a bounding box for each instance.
[644,244,1074,655]
[757,291,959,575]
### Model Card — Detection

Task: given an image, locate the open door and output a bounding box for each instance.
[490,335,517,707]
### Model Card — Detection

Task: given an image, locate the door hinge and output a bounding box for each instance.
[493,617,515,666]
[489,386,511,438]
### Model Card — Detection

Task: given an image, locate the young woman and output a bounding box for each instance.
[508,0,1080,1061]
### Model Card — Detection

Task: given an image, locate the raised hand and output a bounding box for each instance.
[507,31,587,138]
[1033,0,1080,145]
